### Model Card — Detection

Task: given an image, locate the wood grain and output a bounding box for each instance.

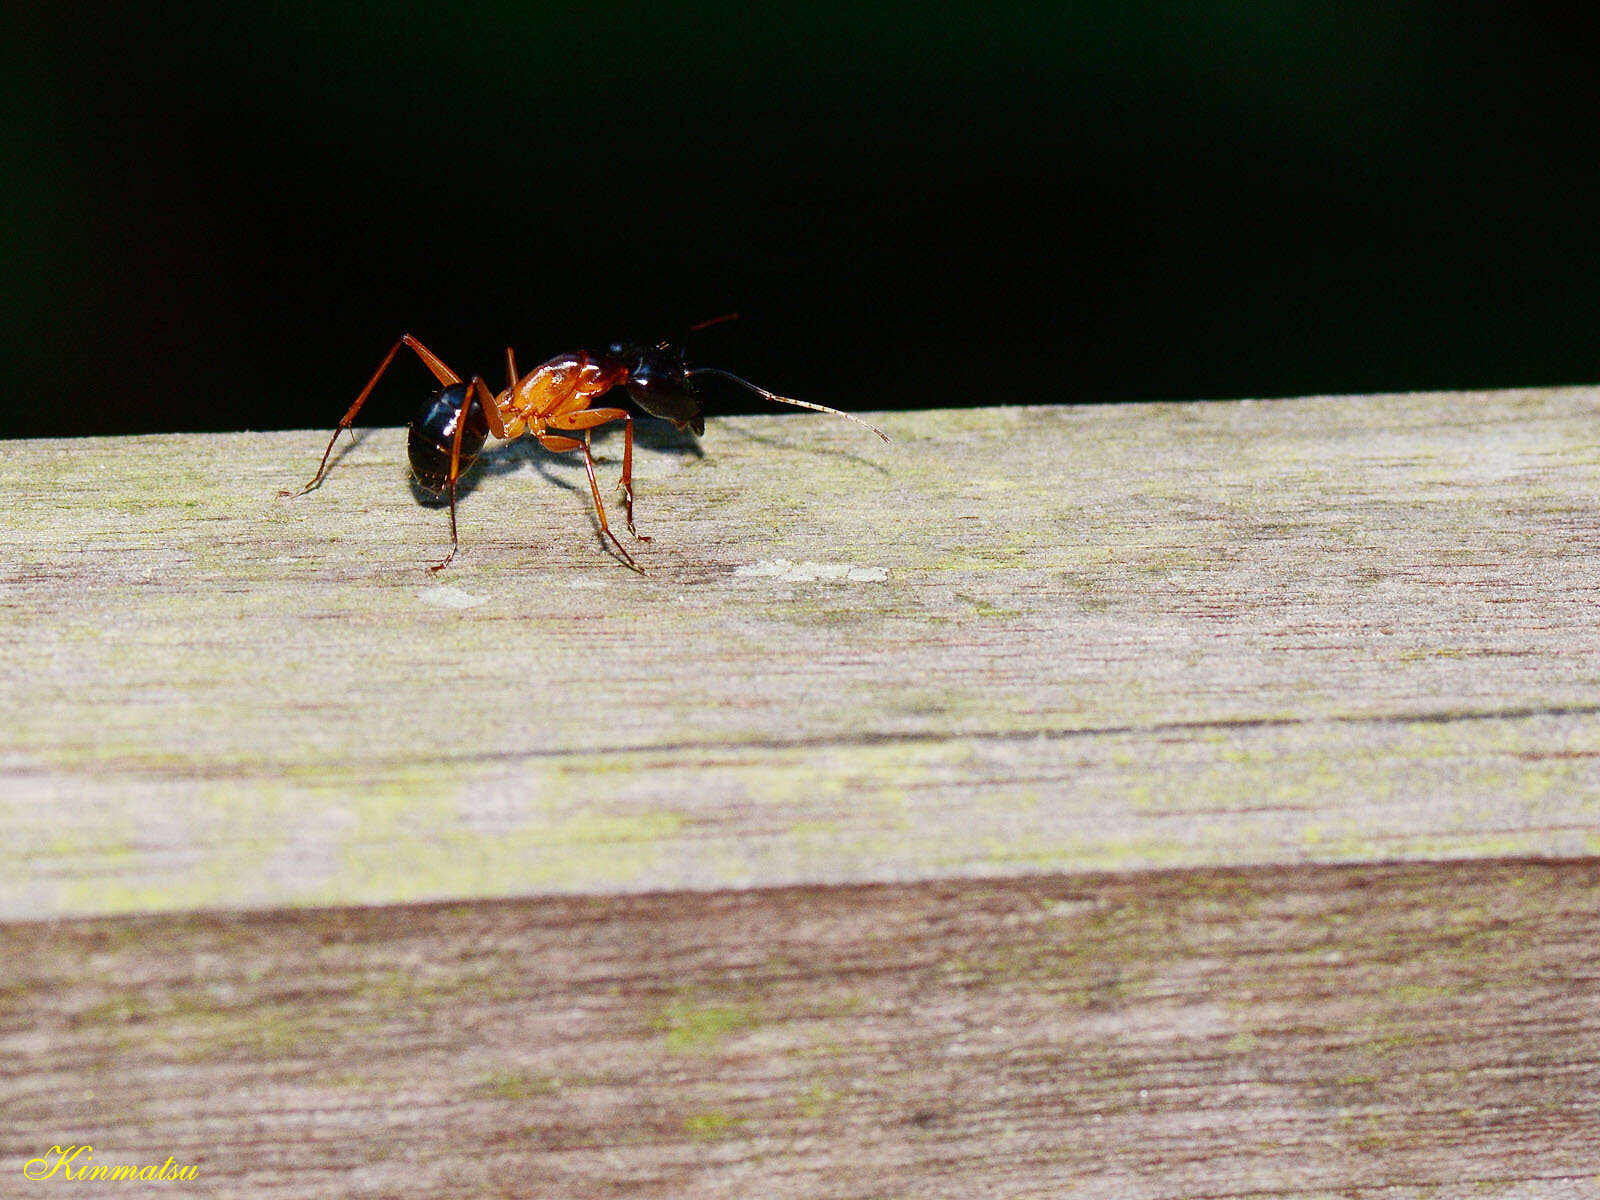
[3,390,1599,919]
[4,390,1599,1196]
[3,860,1597,1198]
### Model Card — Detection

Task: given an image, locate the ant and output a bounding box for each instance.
[281,316,889,572]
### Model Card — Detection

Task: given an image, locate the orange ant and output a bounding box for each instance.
[281,317,888,572]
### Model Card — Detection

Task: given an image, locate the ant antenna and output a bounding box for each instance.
[688,312,740,333]
[687,368,890,441]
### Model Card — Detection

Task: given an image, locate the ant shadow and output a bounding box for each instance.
[407,418,705,508]
[716,417,892,477]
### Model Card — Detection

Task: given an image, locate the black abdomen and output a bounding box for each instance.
[408,383,490,492]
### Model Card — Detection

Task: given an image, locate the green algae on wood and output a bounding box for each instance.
[3,389,1600,920]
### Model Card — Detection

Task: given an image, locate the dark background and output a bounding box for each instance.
[8,3,1600,439]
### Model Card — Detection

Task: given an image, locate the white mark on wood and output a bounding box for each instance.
[418,585,489,608]
[736,559,889,583]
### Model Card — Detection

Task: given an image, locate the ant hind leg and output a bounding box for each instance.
[282,334,463,498]
[429,377,497,573]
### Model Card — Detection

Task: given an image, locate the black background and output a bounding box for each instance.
[8,4,1600,439]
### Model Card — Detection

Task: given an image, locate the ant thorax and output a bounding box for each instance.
[499,351,628,439]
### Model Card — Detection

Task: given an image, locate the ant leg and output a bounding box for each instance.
[505,346,519,391]
[282,334,462,497]
[431,377,498,573]
[537,432,642,572]
[548,407,646,540]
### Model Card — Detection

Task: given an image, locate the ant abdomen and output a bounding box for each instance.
[409,383,490,493]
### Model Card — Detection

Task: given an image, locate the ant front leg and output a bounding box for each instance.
[282,333,462,498]
[547,407,647,540]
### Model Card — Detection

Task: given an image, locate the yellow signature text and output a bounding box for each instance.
[23,1145,199,1183]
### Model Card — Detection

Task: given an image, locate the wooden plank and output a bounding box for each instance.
[4,859,1597,1198]
[4,389,1600,920]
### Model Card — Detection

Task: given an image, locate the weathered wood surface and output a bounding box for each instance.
[4,390,1600,1197]
[4,860,1597,1199]
[2,390,1599,918]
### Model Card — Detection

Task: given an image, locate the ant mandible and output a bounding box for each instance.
[281,316,889,573]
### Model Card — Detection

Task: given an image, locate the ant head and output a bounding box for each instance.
[610,341,704,436]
